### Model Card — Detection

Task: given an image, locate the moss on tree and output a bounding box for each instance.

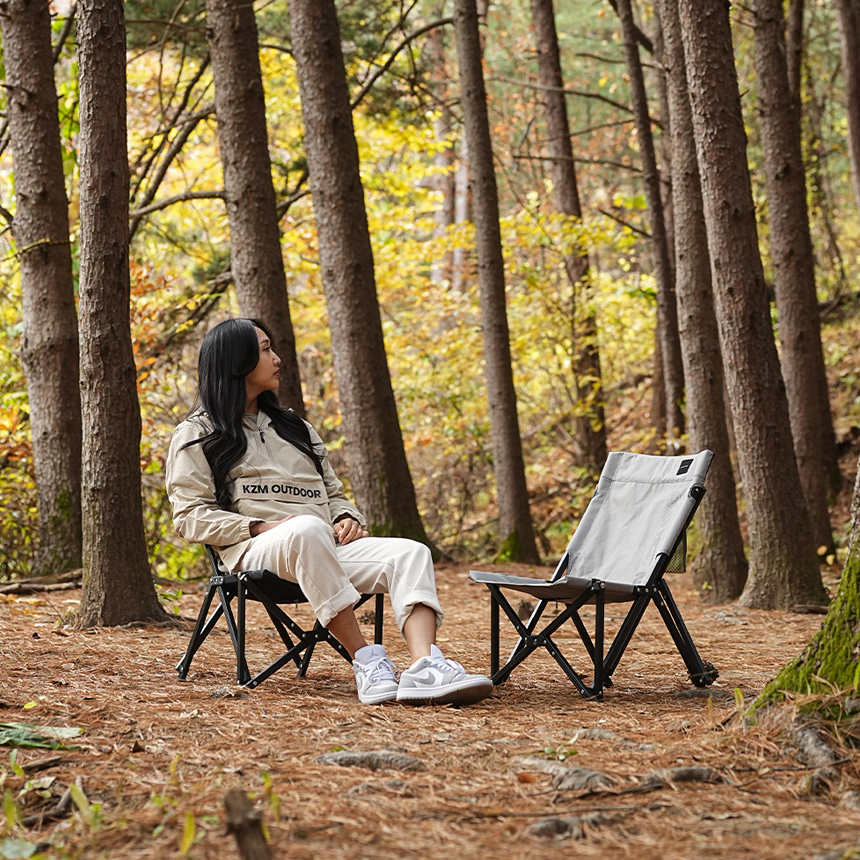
[756,458,860,710]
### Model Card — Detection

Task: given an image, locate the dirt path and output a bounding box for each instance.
[1,563,859,859]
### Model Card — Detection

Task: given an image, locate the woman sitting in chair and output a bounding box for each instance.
[166,317,492,707]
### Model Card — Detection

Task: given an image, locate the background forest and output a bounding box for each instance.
[0,0,858,589]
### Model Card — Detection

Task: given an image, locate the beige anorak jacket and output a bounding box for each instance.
[165,410,365,571]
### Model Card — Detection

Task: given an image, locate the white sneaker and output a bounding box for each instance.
[353,644,399,705]
[396,645,493,706]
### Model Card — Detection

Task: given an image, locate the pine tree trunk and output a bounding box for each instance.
[75,0,166,627]
[454,0,539,563]
[0,0,82,576]
[205,0,305,415]
[451,131,473,292]
[753,0,837,553]
[530,0,607,472]
[288,0,433,549]
[427,17,455,285]
[759,455,860,703]
[652,1,676,295]
[786,0,804,103]
[616,0,685,445]
[837,0,860,215]
[678,0,826,611]
[660,0,747,603]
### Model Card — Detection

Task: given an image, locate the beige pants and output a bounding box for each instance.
[238,515,443,632]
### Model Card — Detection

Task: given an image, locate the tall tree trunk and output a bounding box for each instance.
[530,0,607,472]
[758,454,860,705]
[836,0,860,216]
[616,0,685,447]
[75,0,166,626]
[786,0,804,103]
[427,16,455,285]
[753,0,837,553]
[678,0,826,611]
[205,0,305,415]
[288,0,434,549]
[454,0,539,563]
[0,0,82,576]
[450,131,473,292]
[652,0,676,295]
[660,0,748,603]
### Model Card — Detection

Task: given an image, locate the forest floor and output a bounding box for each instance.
[3,312,860,860]
[3,511,860,860]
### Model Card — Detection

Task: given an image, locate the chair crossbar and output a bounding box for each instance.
[176,547,384,688]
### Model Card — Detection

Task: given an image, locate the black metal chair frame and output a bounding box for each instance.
[482,485,718,701]
[176,546,384,689]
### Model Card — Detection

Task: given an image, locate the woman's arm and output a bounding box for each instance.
[165,420,260,547]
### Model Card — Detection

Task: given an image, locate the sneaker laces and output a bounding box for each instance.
[430,655,466,675]
[362,655,399,683]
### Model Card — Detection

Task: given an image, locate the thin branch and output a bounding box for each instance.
[512,153,641,173]
[570,51,627,65]
[606,0,654,54]
[351,17,455,110]
[597,206,651,238]
[276,169,312,222]
[0,203,14,226]
[130,57,211,196]
[488,75,634,116]
[52,4,77,63]
[129,189,226,219]
[129,108,213,241]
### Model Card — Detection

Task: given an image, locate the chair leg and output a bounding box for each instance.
[655,582,717,686]
[374,593,384,645]
[176,584,220,679]
[219,588,251,686]
[603,594,651,679]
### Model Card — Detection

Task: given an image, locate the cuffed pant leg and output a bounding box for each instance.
[334,537,444,633]
[238,516,361,628]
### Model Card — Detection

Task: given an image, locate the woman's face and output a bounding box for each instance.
[245,327,281,404]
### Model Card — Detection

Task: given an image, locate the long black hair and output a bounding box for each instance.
[182,318,324,509]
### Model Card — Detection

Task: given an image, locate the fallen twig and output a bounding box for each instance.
[224,788,272,860]
[21,775,81,828]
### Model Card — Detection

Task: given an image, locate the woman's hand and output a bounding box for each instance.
[249,515,294,537]
[333,517,369,546]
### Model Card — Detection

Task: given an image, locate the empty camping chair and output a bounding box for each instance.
[177,546,384,688]
[469,450,718,699]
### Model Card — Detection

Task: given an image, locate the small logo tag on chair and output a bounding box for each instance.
[677,459,693,475]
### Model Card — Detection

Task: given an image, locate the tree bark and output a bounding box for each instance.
[288,0,434,548]
[75,0,167,626]
[660,0,747,602]
[450,131,473,292]
[616,0,685,446]
[758,454,860,704]
[427,15,455,286]
[530,0,607,472]
[678,0,826,610]
[836,0,860,216]
[0,0,82,576]
[786,0,804,103]
[752,0,837,554]
[652,0,676,294]
[205,0,305,415]
[454,0,539,563]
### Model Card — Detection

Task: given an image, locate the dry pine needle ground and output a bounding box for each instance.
[2,558,860,860]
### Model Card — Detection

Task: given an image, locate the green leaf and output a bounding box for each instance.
[0,723,82,750]
[0,838,39,859]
